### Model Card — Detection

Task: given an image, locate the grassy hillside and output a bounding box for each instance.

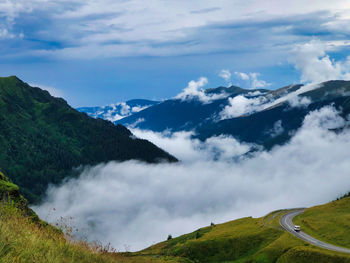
[0,76,176,203]
[0,171,184,263]
[0,203,188,263]
[1,171,350,263]
[131,206,350,263]
[294,196,350,249]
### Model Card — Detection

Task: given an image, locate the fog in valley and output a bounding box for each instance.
[33,106,350,251]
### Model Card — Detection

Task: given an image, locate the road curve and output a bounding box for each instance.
[280,209,350,254]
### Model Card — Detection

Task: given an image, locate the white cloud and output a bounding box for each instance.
[131,105,149,113]
[218,81,323,120]
[219,95,268,119]
[219,69,231,82]
[33,106,350,252]
[103,105,125,122]
[0,28,14,39]
[90,102,153,122]
[175,77,208,101]
[269,120,284,138]
[250,73,271,89]
[128,118,145,128]
[303,105,346,130]
[234,71,249,80]
[131,129,252,163]
[29,83,64,98]
[2,1,350,59]
[175,77,228,103]
[119,102,131,116]
[218,82,322,120]
[234,72,271,89]
[287,95,311,108]
[289,39,350,83]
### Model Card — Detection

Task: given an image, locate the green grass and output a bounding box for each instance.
[0,180,19,192]
[2,169,350,262]
[0,204,117,263]
[0,203,185,263]
[134,207,350,263]
[137,215,299,263]
[3,202,349,263]
[294,196,350,249]
[277,246,350,263]
[0,172,184,263]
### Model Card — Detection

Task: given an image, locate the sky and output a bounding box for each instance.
[1,0,350,106]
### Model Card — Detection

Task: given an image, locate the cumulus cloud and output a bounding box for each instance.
[219,69,231,82]
[250,73,271,89]
[234,72,271,89]
[175,77,228,103]
[219,95,268,119]
[33,106,350,251]
[287,95,311,108]
[289,39,350,83]
[234,71,249,80]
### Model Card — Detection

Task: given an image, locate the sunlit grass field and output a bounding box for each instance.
[294,196,350,249]
[0,204,187,263]
[135,208,350,263]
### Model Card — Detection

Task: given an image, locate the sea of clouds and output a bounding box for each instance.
[33,105,350,251]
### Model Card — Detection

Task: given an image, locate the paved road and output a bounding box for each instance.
[280,209,350,254]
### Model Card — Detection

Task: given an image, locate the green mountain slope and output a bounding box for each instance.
[0,76,177,203]
[0,171,184,263]
[131,198,350,263]
[294,195,350,249]
[1,171,350,263]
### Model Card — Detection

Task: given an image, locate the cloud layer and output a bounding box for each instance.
[1,1,350,59]
[289,39,350,83]
[33,106,350,251]
[218,81,318,120]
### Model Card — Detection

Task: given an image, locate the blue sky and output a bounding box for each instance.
[0,0,350,107]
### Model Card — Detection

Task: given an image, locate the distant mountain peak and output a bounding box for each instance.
[77,99,159,122]
[205,85,269,96]
[205,85,242,94]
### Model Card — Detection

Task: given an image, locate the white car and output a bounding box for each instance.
[294,225,301,232]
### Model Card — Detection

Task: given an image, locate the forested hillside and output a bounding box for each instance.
[0,76,176,203]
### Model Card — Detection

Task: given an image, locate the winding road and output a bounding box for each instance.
[280,209,350,254]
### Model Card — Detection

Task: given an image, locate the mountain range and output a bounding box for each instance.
[2,76,350,262]
[0,76,176,203]
[77,99,159,122]
[78,80,350,149]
